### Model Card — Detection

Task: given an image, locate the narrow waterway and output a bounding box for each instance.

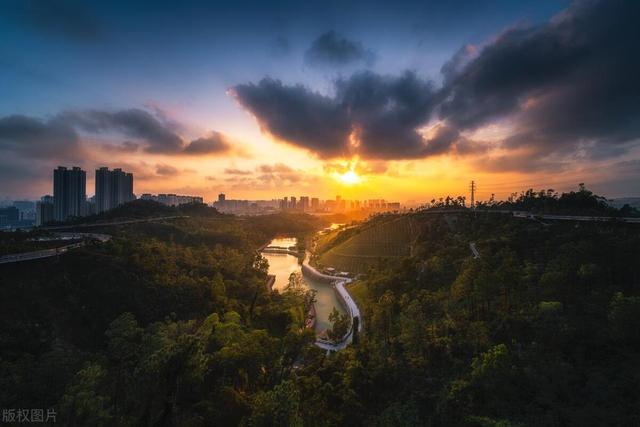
[262,237,346,334]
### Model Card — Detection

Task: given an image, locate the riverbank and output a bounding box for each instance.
[260,236,361,350]
[301,257,362,351]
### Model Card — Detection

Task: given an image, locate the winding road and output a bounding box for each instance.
[2,216,188,265]
[0,232,112,265]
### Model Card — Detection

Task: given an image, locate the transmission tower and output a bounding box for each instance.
[470,180,476,210]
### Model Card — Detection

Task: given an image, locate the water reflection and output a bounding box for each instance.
[262,237,345,333]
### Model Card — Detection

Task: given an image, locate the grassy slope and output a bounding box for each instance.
[317,215,416,273]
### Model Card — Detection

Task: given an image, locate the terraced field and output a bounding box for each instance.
[317,215,416,273]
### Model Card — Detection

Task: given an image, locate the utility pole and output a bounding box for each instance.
[470,180,476,210]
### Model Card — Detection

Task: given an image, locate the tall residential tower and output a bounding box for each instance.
[95,167,135,213]
[53,166,86,221]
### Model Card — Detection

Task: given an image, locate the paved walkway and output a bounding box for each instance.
[302,257,362,351]
[469,242,480,259]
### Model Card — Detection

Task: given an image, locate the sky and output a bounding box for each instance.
[1,0,639,203]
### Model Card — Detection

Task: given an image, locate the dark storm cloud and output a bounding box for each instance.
[183,132,231,155]
[58,109,233,155]
[336,71,437,159]
[234,0,640,166]
[421,124,463,156]
[232,78,350,157]
[304,31,376,68]
[439,0,640,159]
[0,114,81,159]
[0,108,234,159]
[232,71,439,160]
[22,0,103,42]
[60,109,184,153]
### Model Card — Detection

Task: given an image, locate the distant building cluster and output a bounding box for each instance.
[0,200,37,227]
[212,193,279,214]
[279,195,400,214]
[213,193,402,215]
[2,168,405,229]
[140,193,203,206]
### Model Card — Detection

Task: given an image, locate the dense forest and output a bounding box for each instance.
[1,190,640,426]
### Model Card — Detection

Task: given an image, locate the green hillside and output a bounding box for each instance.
[317,214,417,273]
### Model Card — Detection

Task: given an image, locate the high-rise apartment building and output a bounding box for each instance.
[299,196,309,211]
[35,195,54,226]
[311,197,320,211]
[95,167,112,213]
[95,167,135,213]
[53,166,86,221]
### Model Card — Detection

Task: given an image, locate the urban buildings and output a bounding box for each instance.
[53,166,86,221]
[35,196,54,226]
[12,201,35,221]
[212,193,403,215]
[0,206,19,227]
[213,196,279,214]
[95,167,135,213]
[299,196,309,211]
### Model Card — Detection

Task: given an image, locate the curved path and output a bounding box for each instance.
[3,216,188,265]
[301,257,362,351]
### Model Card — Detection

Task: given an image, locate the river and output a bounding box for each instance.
[262,237,346,334]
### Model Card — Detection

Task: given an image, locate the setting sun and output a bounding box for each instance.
[338,170,361,185]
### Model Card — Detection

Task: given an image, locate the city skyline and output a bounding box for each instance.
[1,1,639,202]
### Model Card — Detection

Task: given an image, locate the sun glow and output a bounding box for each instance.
[338,170,361,185]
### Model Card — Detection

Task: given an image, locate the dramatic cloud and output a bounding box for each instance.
[0,108,235,158]
[232,0,640,170]
[60,109,184,153]
[336,71,437,158]
[232,71,439,160]
[232,78,350,157]
[439,0,640,161]
[183,131,231,155]
[0,114,81,159]
[305,31,376,68]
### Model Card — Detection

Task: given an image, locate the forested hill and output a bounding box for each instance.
[481,185,640,216]
[2,192,640,426]
[0,212,325,426]
[424,184,640,217]
[341,211,640,425]
[48,199,225,226]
